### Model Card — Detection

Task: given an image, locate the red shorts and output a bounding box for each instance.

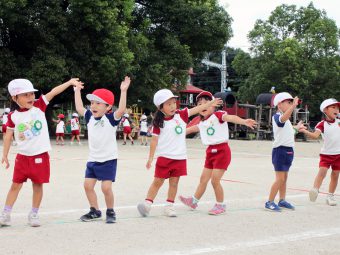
[319,154,340,170]
[123,126,132,134]
[2,124,7,133]
[204,143,231,170]
[56,133,64,137]
[13,152,50,184]
[155,157,187,179]
[71,130,80,136]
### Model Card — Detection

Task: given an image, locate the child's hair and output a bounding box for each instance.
[153,103,165,128]
[10,97,21,111]
[197,96,215,120]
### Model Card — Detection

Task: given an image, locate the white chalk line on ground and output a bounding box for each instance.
[160,227,340,255]
[8,194,307,217]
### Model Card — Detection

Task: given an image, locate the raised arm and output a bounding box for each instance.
[45,78,83,102]
[280,97,299,123]
[188,98,223,117]
[115,76,131,119]
[74,87,86,116]
[223,115,257,129]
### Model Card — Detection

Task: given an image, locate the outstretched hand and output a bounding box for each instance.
[244,119,257,130]
[210,98,223,107]
[296,121,307,132]
[69,78,84,89]
[121,76,131,92]
[1,157,9,169]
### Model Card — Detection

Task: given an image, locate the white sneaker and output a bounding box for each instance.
[326,194,337,206]
[28,212,41,227]
[0,211,11,226]
[309,188,319,202]
[78,142,82,146]
[70,142,74,145]
[137,201,151,217]
[164,203,176,217]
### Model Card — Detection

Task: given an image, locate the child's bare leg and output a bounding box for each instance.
[167,177,180,201]
[329,170,339,194]
[128,134,133,142]
[4,183,23,207]
[268,171,285,201]
[278,172,288,200]
[32,183,43,208]
[194,168,212,200]
[123,133,127,142]
[211,169,226,203]
[146,177,165,200]
[76,135,81,143]
[313,167,328,189]
[101,181,114,208]
[60,136,64,144]
[70,135,75,142]
[84,178,99,209]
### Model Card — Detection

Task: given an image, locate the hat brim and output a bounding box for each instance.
[11,88,38,96]
[86,94,109,105]
[155,96,178,107]
[323,102,340,111]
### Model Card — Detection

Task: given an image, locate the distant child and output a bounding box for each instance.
[52,113,65,145]
[139,114,148,146]
[70,112,81,145]
[179,91,257,215]
[137,89,222,217]
[300,98,340,206]
[0,78,83,227]
[121,113,134,145]
[74,76,131,223]
[265,92,305,212]
[1,108,10,138]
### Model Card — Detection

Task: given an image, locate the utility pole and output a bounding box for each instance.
[201,46,228,92]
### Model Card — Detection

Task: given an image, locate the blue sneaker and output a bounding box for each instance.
[278,199,295,210]
[265,201,281,212]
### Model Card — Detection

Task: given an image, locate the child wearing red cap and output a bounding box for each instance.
[137,89,223,218]
[74,76,131,224]
[300,98,340,206]
[0,78,83,227]
[179,91,257,215]
[52,113,65,145]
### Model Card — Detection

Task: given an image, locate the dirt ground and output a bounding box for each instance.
[0,139,339,255]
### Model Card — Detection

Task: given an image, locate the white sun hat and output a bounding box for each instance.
[8,79,38,96]
[4,108,10,113]
[320,98,340,112]
[153,89,178,107]
[273,92,293,107]
[72,113,79,117]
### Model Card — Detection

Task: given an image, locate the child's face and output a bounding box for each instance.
[197,97,215,117]
[324,104,339,120]
[161,97,177,116]
[13,92,35,109]
[277,99,293,112]
[90,101,111,118]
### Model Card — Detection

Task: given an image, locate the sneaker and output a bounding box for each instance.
[0,211,11,226]
[265,201,281,212]
[145,143,148,146]
[164,203,177,217]
[78,142,82,146]
[208,204,226,215]
[137,202,151,217]
[106,209,116,223]
[80,207,102,222]
[131,141,134,145]
[70,142,74,145]
[28,212,41,227]
[122,142,126,145]
[179,195,198,210]
[141,143,144,146]
[278,199,295,210]
[309,188,319,202]
[326,194,337,206]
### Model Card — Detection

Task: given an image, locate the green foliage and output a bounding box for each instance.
[233,3,340,117]
[0,0,232,109]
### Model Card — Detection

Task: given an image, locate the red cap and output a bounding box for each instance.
[196,91,214,101]
[86,88,115,105]
[58,114,65,119]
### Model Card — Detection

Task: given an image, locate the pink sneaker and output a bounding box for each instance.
[179,195,197,209]
[208,204,226,215]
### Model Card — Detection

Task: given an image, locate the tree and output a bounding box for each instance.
[232,3,340,116]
